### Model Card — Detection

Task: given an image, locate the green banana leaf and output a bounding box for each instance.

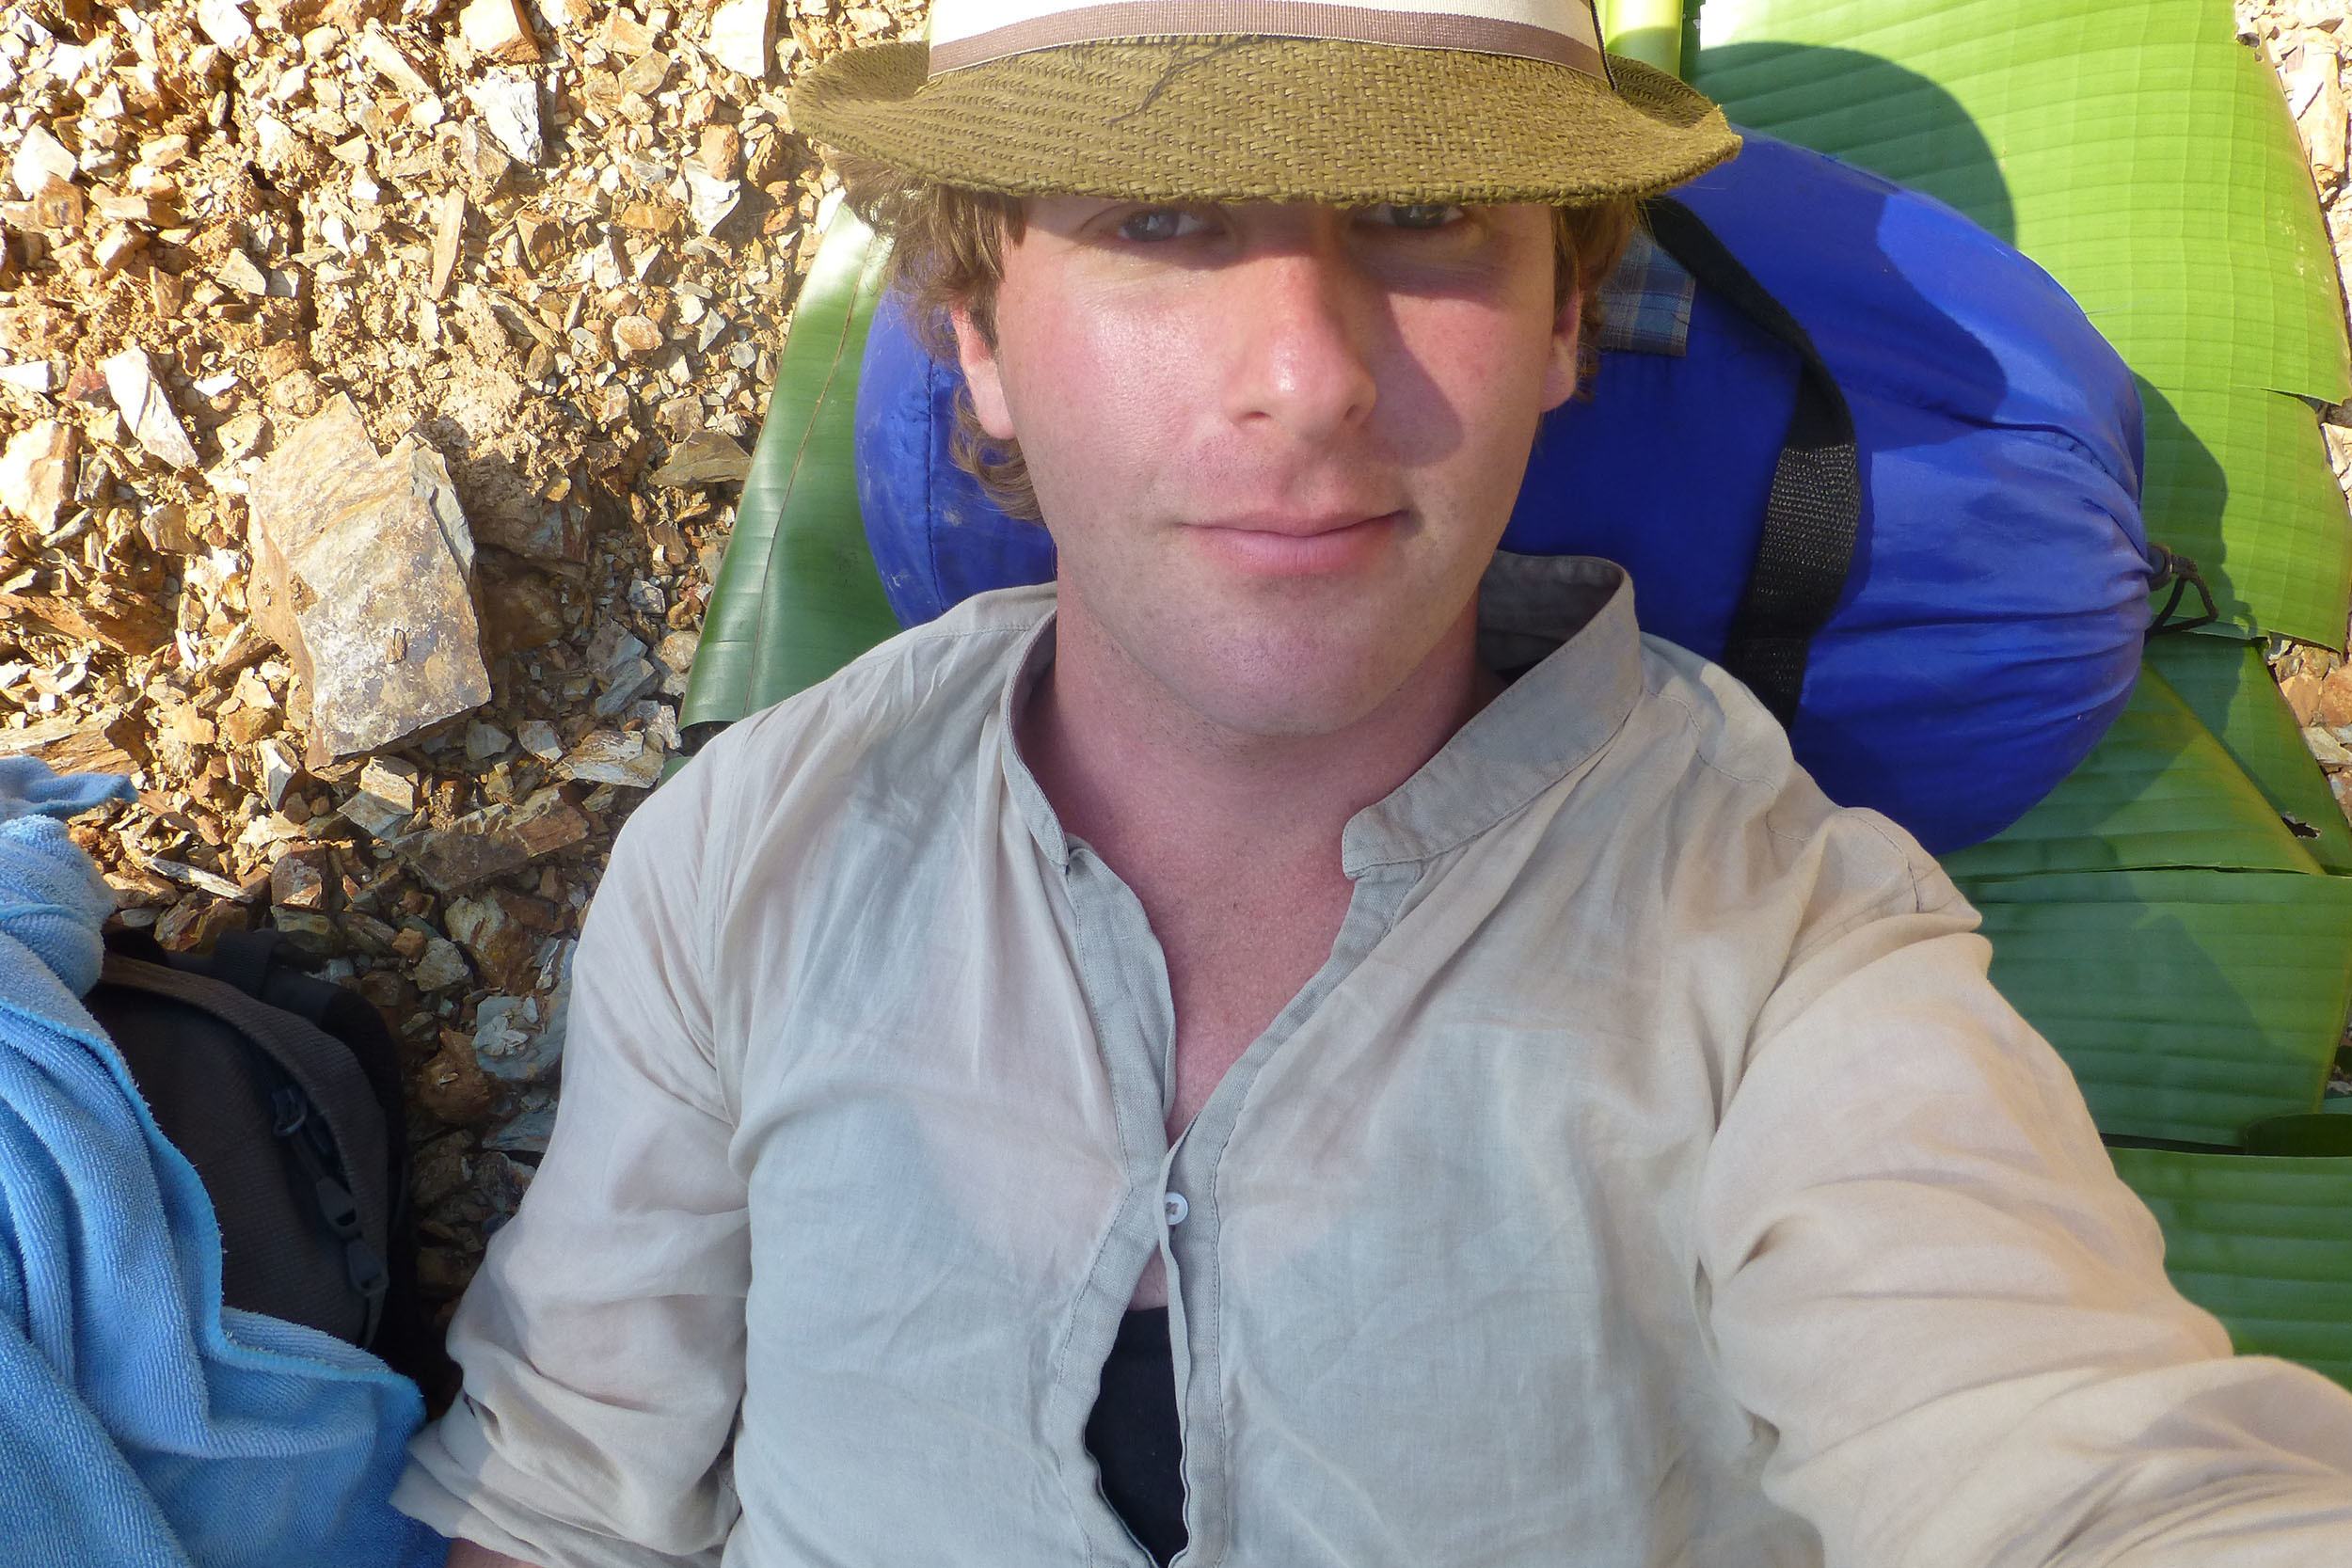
[2142,636,2352,876]
[1689,0,2352,648]
[1943,633,2352,1148]
[2244,1112,2352,1155]
[2106,1145,2352,1389]
[679,198,900,741]
[1941,663,2324,883]
[1962,867,2352,1148]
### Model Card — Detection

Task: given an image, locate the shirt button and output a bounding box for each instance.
[1164,1191,1189,1226]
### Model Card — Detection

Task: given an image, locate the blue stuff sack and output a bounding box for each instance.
[853,132,2155,852]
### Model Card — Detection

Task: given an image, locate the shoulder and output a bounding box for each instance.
[1573,640,2011,1125]
[690,584,1049,782]
[609,585,1053,904]
[1608,633,1970,950]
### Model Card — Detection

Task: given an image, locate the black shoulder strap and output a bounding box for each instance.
[205,930,409,1146]
[94,951,393,1340]
[1644,199,1863,727]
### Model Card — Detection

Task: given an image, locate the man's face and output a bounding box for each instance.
[952,198,1581,739]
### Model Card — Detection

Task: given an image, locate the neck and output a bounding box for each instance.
[1021,594,1502,885]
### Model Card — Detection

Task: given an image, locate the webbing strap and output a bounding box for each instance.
[1644,199,1863,727]
[94,952,392,1291]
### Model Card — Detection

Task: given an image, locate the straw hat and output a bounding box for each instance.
[789,0,1741,207]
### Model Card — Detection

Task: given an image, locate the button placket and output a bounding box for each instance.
[1054,847,1192,1565]
[1152,863,1422,1565]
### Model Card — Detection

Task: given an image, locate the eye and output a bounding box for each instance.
[1362,202,1468,231]
[1115,207,1215,243]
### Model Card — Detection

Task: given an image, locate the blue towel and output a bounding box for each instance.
[0,764,447,1567]
[0,752,138,824]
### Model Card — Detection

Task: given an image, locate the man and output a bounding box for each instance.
[399,4,2352,1565]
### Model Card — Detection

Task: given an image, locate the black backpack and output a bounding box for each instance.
[82,927,445,1392]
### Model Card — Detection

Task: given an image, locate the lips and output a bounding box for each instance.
[1187,510,1404,575]
[1200,509,1403,537]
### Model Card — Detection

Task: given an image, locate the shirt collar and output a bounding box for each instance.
[996,554,1645,876]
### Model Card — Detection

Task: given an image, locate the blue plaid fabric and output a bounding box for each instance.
[1596,225,1693,357]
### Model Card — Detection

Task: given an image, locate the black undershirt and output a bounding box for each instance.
[1084,1307,1187,1565]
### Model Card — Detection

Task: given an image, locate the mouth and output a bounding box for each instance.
[1189,511,1406,577]
[1207,510,1402,537]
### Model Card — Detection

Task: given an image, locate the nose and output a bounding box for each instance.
[1218,240,1379,444]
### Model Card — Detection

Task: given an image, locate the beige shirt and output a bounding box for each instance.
[396,557,2352,1568]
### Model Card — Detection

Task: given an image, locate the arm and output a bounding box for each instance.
[391,768,750,1567]
[1698,865,2352,1566]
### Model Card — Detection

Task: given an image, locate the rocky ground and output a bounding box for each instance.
[0,3,2348,1325]
[0,0,921,1312]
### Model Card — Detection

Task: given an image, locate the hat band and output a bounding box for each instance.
[926,0,1609,77]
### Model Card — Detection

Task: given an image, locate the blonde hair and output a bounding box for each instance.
[836,155,1638,522]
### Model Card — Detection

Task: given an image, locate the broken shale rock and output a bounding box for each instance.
[393,816,531,895]
[459,0,541,65]
[101,347,201,471]
[0,581,174,656]
[247,396,491,769]
[0,420,76,529]
[650,430,751,488]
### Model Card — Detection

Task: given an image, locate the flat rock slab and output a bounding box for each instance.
[459,0,540,64]
[248,395,491,768]
[0,582,173,655]
[9,126,74,200]
[468,72,545,166]
[2,708,144,776]
[706,0,773,79]
[0,419,77,528]
[102,347,200,470]
[393,816,531,895]
[555,729,665,789]
[650,429,750,487]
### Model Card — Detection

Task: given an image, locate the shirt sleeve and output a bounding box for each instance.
[393,760,748,1568]
[1697,831,2352,1568]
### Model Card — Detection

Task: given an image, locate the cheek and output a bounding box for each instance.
[993,295,1199,503]
[1392,302,1559,463]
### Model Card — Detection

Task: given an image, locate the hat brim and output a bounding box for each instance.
[789,40,1740,207]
